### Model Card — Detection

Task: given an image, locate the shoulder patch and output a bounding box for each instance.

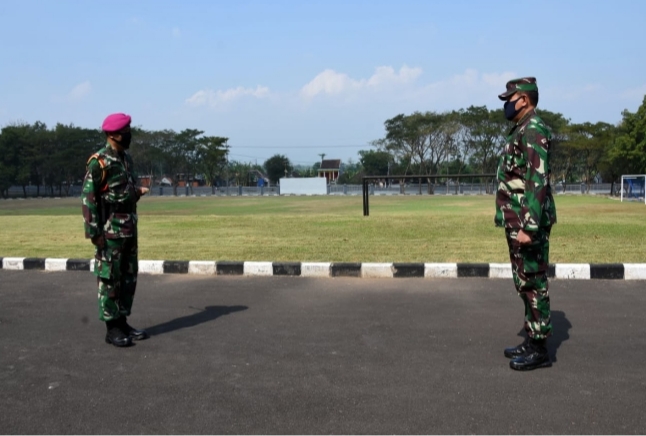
[87,153,108,187]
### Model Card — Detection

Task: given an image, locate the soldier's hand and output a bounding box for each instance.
[91,235,105,249]
[517,229,533,245]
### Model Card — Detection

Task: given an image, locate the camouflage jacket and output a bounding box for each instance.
[81,144,140,239]
[495,110,557,231]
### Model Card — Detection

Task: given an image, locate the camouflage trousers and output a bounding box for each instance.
[505,227,552,340]
[94,236,138,322]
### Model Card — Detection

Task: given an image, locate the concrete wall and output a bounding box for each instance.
[279,177,327,195]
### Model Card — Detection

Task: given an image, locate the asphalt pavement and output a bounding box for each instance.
[0,270,644,434]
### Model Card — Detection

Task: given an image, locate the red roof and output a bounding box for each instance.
[319,159,341,170]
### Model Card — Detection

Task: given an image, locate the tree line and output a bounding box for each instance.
[0,125,232,197]
[348,96,646,195]
[1,95,644,198]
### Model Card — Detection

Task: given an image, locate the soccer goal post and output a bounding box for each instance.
[620,175,646,204]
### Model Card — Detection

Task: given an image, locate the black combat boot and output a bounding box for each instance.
[118,317,149,341]
[105,320,133,347]
[509,338,552,371]
[504,336,529,358]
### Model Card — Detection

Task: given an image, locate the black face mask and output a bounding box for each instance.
[504,97,528,121]
[117,132,132,149]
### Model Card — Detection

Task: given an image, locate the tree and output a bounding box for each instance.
[337,159,362,184]
[264,154,292,184]
[358,149,391,176]
[176,128,204,194]
[459,106,507,175]
[565,122,615,192]
[380,112,443,192]
[537,110,571,190]
[598,131,625,195]
[609,96,646,175]
[21,121,50,196]
[312,161,321,173]
[424,112,461,193]
[293,164,316,178]
[0,122,233,198]
[156,130,184,195]
[0,124,24,197]
[197,136,229,192]
[228,160,253,186]
[0,124,27,196]
[50,124,103,196]
[129,127,166,182]
[382,113,422,176]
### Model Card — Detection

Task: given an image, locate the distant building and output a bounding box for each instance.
[318,159,341,183]
[138,175,154,187]
[249,169,270,186]
[175,173,205,187]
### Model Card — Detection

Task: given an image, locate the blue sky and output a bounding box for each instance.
[1,0,645,166]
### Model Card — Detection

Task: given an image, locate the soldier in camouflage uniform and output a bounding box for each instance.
[495,78,557,371]
[81,113,149,347]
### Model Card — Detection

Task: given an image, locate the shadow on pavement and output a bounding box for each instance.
[146,305,248,336]
[516,310,571,362]
[549,310,572,362]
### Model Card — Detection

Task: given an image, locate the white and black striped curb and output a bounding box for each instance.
[1,257,646,280]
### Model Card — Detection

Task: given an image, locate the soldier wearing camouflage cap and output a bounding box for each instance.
[80,113,150,347]
[495,77,557,371]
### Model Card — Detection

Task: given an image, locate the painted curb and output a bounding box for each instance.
[424,263,458,278]
[67,259,91,271]
[301,262,331,278]
[45,258,68,272]
[3,257,25,270]
[2,257,645,280]
[361,263,394,279]
[393,263,425,278]
[188,261,217,275]
[216,261,244,276]
[244,262,273,277]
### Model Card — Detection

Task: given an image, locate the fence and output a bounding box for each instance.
[3,182,618,199]
[361,174,498,216]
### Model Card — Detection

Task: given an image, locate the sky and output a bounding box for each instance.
[1,0,645,166]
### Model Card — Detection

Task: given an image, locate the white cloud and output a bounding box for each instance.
[424,69,515,93]
[542,83,603,102]
[172,27,181,38]
[185,85,270,107]
[621,84,646,100]
[300,65,422,99]
[67,81,92,102]
[398,69,519,108]
[368,65,422,86]
[481,71,518,88]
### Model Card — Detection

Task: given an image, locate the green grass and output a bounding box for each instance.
[1,194,645,263]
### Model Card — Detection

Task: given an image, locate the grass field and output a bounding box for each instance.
[0,194,644,263]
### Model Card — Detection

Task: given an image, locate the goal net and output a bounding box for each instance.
[620,175,646,204]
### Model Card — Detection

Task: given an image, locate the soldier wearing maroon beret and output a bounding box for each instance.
[80,113,149,347]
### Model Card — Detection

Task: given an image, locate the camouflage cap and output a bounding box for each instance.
[498,77,538,101]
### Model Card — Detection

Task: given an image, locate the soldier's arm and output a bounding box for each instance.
[521,126,550,232]
[81,158,105,239]
[127,154,146,201]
